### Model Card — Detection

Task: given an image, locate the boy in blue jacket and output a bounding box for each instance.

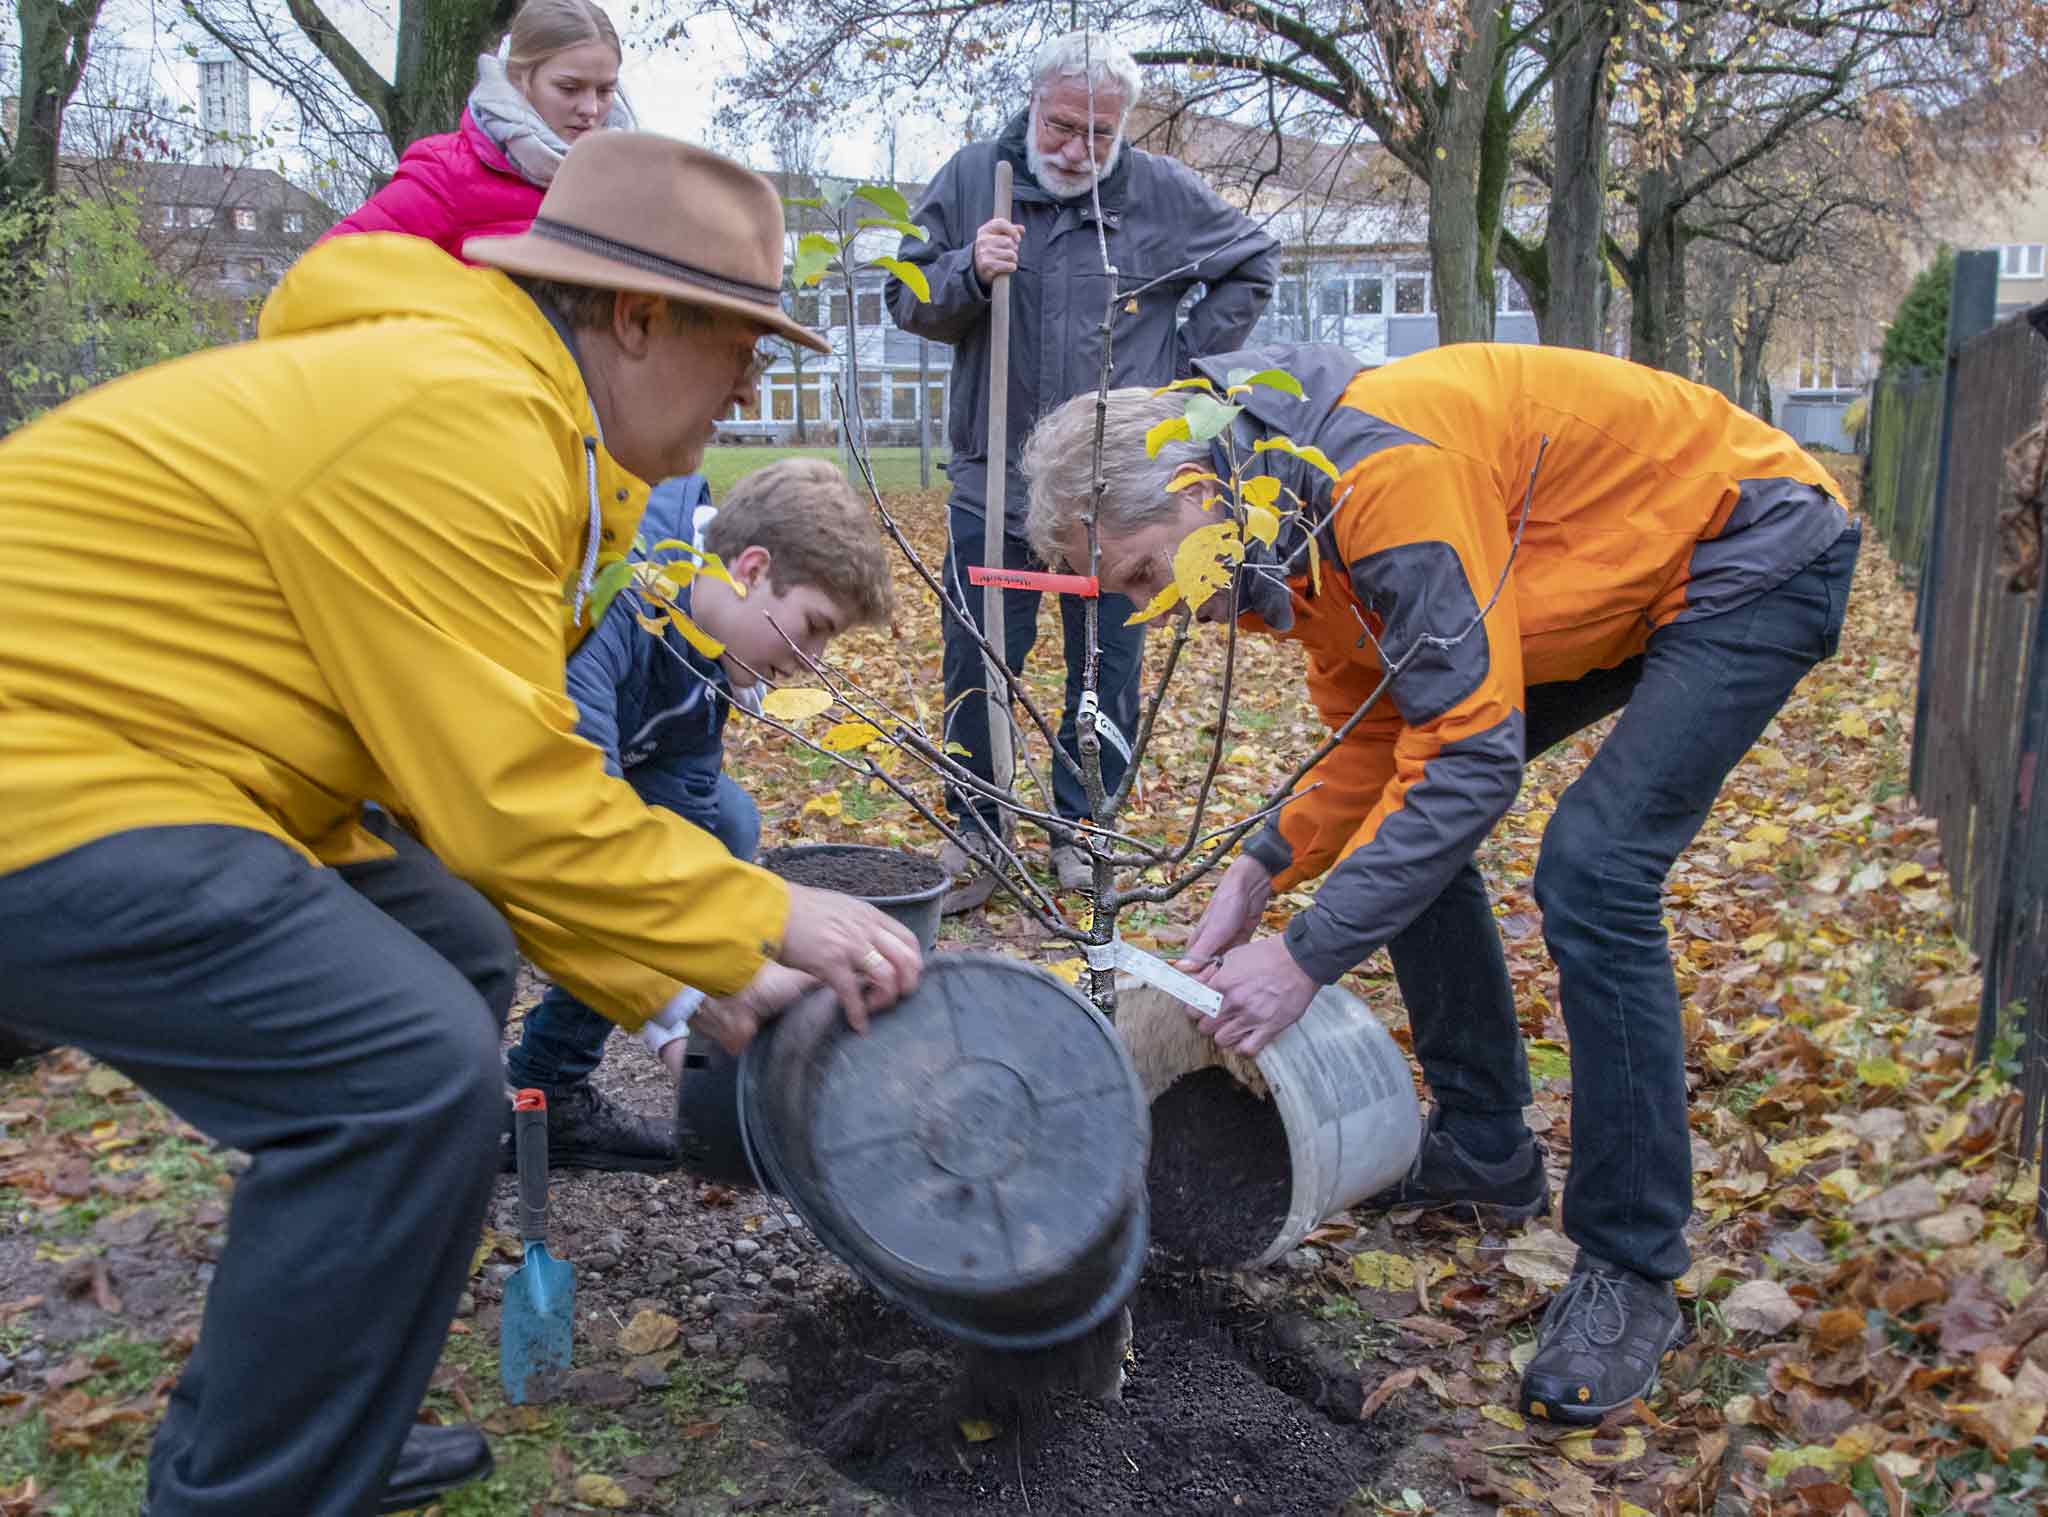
[505,457,895,1169]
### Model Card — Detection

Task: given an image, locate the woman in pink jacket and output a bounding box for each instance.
[324,0,633,262]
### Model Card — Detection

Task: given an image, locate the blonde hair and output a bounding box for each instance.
[504,0,620,79]
[706,459,895,627]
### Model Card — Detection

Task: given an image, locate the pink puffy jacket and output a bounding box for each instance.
[320,110,541,264]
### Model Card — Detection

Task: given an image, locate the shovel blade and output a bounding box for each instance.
[500,1243,575,1405]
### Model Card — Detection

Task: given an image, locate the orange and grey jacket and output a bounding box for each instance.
[1205,343,1851,985]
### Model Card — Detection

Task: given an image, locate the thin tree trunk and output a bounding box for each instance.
[391,0,518,148]
[1631,164,1690,377]
[1542,0,1614,350]
[4,0,107,210]
[1427,0,1504,346]
[1737,280,1778,416]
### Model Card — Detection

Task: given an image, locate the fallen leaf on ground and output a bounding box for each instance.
[617,1309,680,1357]
[1724,1278,1802,1335]
[572,1473,631,1508]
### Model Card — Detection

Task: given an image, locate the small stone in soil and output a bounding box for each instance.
[1146,1067,1291,1266]
[761,847,945,898]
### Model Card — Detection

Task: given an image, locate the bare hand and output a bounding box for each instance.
[973,218,1024,284]
[1176,854,1274,972]
[1193,934,1319,1056]
[688,963,820,1057]
[775,883,922,1031]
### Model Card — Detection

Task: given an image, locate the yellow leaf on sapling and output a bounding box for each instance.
[1124,583,1184,626]
[1239,475,1283,511]
[1171,522,1244,614]
[1145,415,1193,457]
[1243,504,1281,547]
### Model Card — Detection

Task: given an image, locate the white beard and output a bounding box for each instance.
[1025,103,1124,200]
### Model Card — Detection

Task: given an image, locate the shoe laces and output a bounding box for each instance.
[1545,1267,1629,1351]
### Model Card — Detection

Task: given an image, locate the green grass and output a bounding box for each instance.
[698,445,947,498]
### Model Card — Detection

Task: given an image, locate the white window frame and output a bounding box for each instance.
[2001,243,2045,279]
[160,204,178,228]
[233,208,257,232]
[283,211,305,235]
[1392,269,1433,316]
[188,206,213,229]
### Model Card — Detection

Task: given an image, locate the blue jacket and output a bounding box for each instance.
[566,474,731,776]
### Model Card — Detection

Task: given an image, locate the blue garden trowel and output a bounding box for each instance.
[500,1089,575,1404]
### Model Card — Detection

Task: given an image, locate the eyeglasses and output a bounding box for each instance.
[1039,114,1119,148]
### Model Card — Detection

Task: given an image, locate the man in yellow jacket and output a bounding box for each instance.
[1023,341,1858,1428]
[0,135,919,1516]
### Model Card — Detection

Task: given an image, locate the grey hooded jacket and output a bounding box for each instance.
[885,112,1279,531]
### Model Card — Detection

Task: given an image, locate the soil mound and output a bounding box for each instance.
[776,1276,1394,1515]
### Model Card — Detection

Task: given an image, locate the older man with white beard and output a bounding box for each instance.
[885,30,1277,906]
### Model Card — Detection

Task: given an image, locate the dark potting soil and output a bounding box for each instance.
[775,1277,1395,1516]
[1146,1067,1292,1267]
[762,846,946,899]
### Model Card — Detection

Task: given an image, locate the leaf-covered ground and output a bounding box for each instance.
[2,467,2044,1515]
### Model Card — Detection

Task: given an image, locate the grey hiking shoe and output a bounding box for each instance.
[939,830,1001,915]
[1519,1254,1686,1426]
[500,1082,676,1174]
[1360,1105,1550,1222]
[1050,843,1093,891]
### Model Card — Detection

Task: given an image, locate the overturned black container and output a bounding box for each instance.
[675,844,949,1186]
[740,953,1149,1350]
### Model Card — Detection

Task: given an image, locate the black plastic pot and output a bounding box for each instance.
[739,953,1149,1351]
[676,845,949,1186]
[759,844,950,956]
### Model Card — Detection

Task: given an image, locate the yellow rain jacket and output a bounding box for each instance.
[0,233,785,1025]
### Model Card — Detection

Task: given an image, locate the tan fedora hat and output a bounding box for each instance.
[466,131,829,354]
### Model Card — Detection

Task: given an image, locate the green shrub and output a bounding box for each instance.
[1878,246,1952,378]
[0,187,234,429]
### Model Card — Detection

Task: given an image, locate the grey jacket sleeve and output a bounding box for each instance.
[885,152,990,347]
[1172,171,1280,366]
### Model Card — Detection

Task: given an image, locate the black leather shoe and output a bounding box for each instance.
[498,1081,677,1174]
[1359,1105,1551,1222]
[379,1424,494,1513]
[142,1424,492,1515]
[1518,1255,1686,1426]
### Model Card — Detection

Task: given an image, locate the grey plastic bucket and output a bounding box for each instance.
[676,845,948,1185]
[1125,981,1421,1268]
[739,953,1150,1350]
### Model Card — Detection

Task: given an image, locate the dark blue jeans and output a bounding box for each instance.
[0,818,517,1516]
[505,758,759,1093]
[940,505,1146,830]
[1386,525,1860,1281]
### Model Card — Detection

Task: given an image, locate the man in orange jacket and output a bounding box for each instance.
[1022,342,1858,1425]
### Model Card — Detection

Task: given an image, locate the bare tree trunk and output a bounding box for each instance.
[1631,165,1691,377]
[1542,0,1614,350]
[1427,0,1504,346]
[4,0,107,210]
[1737,279,1778,417]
